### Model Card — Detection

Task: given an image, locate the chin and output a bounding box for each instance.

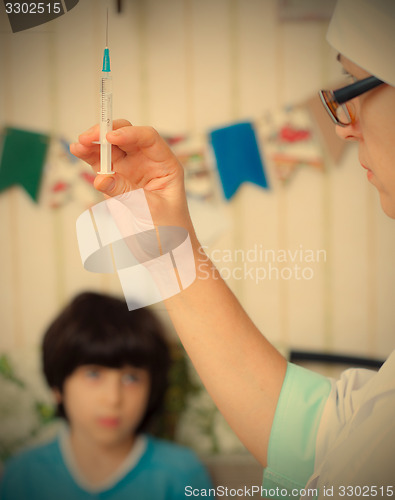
[380,197,395,219]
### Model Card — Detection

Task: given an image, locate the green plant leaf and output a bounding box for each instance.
[0,354,25,388]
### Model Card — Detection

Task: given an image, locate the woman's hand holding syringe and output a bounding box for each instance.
[70,120,195,234]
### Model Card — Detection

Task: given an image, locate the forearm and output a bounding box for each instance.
[165,235,287,466]
[72,123,287,465]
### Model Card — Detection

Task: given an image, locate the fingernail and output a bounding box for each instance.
[99,176,115,191]
[111,129,122,136]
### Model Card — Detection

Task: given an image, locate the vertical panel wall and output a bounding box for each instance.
[0,0,394,360]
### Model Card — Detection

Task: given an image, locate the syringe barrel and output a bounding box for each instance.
[100,72,113,174]
[100,73,112,124]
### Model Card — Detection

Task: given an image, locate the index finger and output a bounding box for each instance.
[107,126,176,163]
[78,119,133,146]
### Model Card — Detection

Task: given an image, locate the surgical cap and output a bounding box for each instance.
[327,0,395,86]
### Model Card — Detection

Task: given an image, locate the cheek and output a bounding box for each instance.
[361,129,395,217]
[362,88,395,142]
[361,81,391,114]
[380,164,395,206]
[364,127,395,182]
[124,386,150,418]
[62,382,92,418]
[360,91,395,170]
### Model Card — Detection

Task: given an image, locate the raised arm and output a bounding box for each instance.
[70,121,287,466]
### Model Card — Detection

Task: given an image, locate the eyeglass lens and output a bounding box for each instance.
[336,102,354,125]
[321,90,355,126]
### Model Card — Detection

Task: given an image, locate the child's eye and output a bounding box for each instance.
[122,373,139,385]
[84,368,101,379]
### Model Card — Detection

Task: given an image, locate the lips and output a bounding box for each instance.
[360,162,374,181]
[97,417,121,428]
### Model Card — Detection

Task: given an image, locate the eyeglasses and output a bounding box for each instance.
[319,76,384,126]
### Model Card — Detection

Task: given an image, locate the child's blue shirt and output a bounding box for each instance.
[0,433,213,499]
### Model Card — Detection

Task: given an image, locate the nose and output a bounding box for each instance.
[335,122,361,142]
[101,375,123,407]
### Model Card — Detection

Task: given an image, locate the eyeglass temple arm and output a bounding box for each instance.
[334,76,383,104]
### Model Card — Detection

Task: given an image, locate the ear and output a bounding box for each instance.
[52,388,62,404]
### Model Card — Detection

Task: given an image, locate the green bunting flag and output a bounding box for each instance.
[0,127,50,202]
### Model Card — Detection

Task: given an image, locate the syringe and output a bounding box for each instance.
[100,10,113,175]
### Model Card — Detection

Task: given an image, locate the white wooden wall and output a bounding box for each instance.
[0,0,394,360]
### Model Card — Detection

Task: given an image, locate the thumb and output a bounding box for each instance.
[94,173,132,197]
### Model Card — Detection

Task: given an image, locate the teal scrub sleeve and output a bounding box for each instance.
[262,362,331,498]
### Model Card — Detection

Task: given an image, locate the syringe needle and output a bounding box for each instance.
[106,8,108,47]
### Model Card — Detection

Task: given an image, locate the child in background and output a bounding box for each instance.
[0,292,213,500]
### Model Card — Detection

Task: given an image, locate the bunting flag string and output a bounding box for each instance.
[40,138,101,209]
[0,127,50,202]
[210,121,269,200]
[0,93,347,206]
[258,106,325,183]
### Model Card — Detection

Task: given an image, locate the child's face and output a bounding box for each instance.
[56,365,150,447]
